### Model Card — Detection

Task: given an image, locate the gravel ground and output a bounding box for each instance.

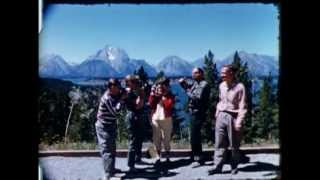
[39,153,280,180]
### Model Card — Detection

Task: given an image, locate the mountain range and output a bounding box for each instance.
[39,45,278,79]
[190,51,278,77]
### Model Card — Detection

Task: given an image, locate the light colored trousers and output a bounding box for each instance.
[214,111,242,169]
[151,117,173,154]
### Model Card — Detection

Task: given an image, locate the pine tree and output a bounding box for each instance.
[202,50,220,144]
[155,70,165,81]
[255,72,277,140]
[232,51,242,79]
[231,51,253,143]
[136,66,148,84]
[39,84,71,144]
[270,87,279,143]
[135,66,151,95]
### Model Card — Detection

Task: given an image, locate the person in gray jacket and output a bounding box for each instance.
[179,67,210,165]
[95,78,127,180]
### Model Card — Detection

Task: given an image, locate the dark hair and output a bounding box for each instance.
[194,67,204,75]
[125,74,139,84]
[107,78,121,89]
[156,76,170,86]
[222,64,237,74]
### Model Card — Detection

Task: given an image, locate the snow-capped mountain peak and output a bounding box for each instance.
[39,54,74,78]
[86,45,129,62]
[105,46,129,61]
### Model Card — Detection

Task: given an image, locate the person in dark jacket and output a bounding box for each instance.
[95,78,126,180]
[179,67,210,165]
[124,75,146,173]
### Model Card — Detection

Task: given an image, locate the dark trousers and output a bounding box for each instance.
[190,112,205,159]
[126,111,144,168]
[95,120,117,174]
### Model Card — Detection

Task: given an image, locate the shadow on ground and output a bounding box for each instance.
[122,168,179,180]
[126,152,253,179]
[238,161,280,172]
[189,150,251,168]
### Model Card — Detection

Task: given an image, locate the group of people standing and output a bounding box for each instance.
[95,64,247,179]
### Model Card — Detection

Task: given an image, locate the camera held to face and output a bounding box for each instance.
[179,78,188,90]
[151,84,163,96]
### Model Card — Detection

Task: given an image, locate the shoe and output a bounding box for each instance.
[154,158,163,171]
[111,168,122,174]
[231,168,238,175]
[192,159,204,168]
[160,168,169,175]
[128,167,139,173]
[104,173,111,180]
[192,161,200,167]
[164,152,170,162]
[208,167,222,175]
[198,158,205,165]
[105,169,118,179]
[135,156,142,163]
[154,159,161,166]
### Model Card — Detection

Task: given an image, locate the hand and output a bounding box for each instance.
[216,103,227,112]
[150,91,155,96]
[215,111,219,119]
[178,78,186,84]
[116,102,122,111]
[234,120,242,131]
[179,78,188,89]
[136,96,144,109]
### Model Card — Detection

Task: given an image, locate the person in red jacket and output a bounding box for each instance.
[148,77,175,164]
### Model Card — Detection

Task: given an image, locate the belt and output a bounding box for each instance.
[221,110,238,117]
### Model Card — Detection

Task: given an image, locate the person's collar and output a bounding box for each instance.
[195,78,203,83]
[226,80,237,90]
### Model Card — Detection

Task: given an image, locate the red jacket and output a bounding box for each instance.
[148,92,175,118]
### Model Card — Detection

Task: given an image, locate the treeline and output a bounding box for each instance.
[38,50,279,146]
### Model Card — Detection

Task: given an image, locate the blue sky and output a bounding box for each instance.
[39,3,279,65]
